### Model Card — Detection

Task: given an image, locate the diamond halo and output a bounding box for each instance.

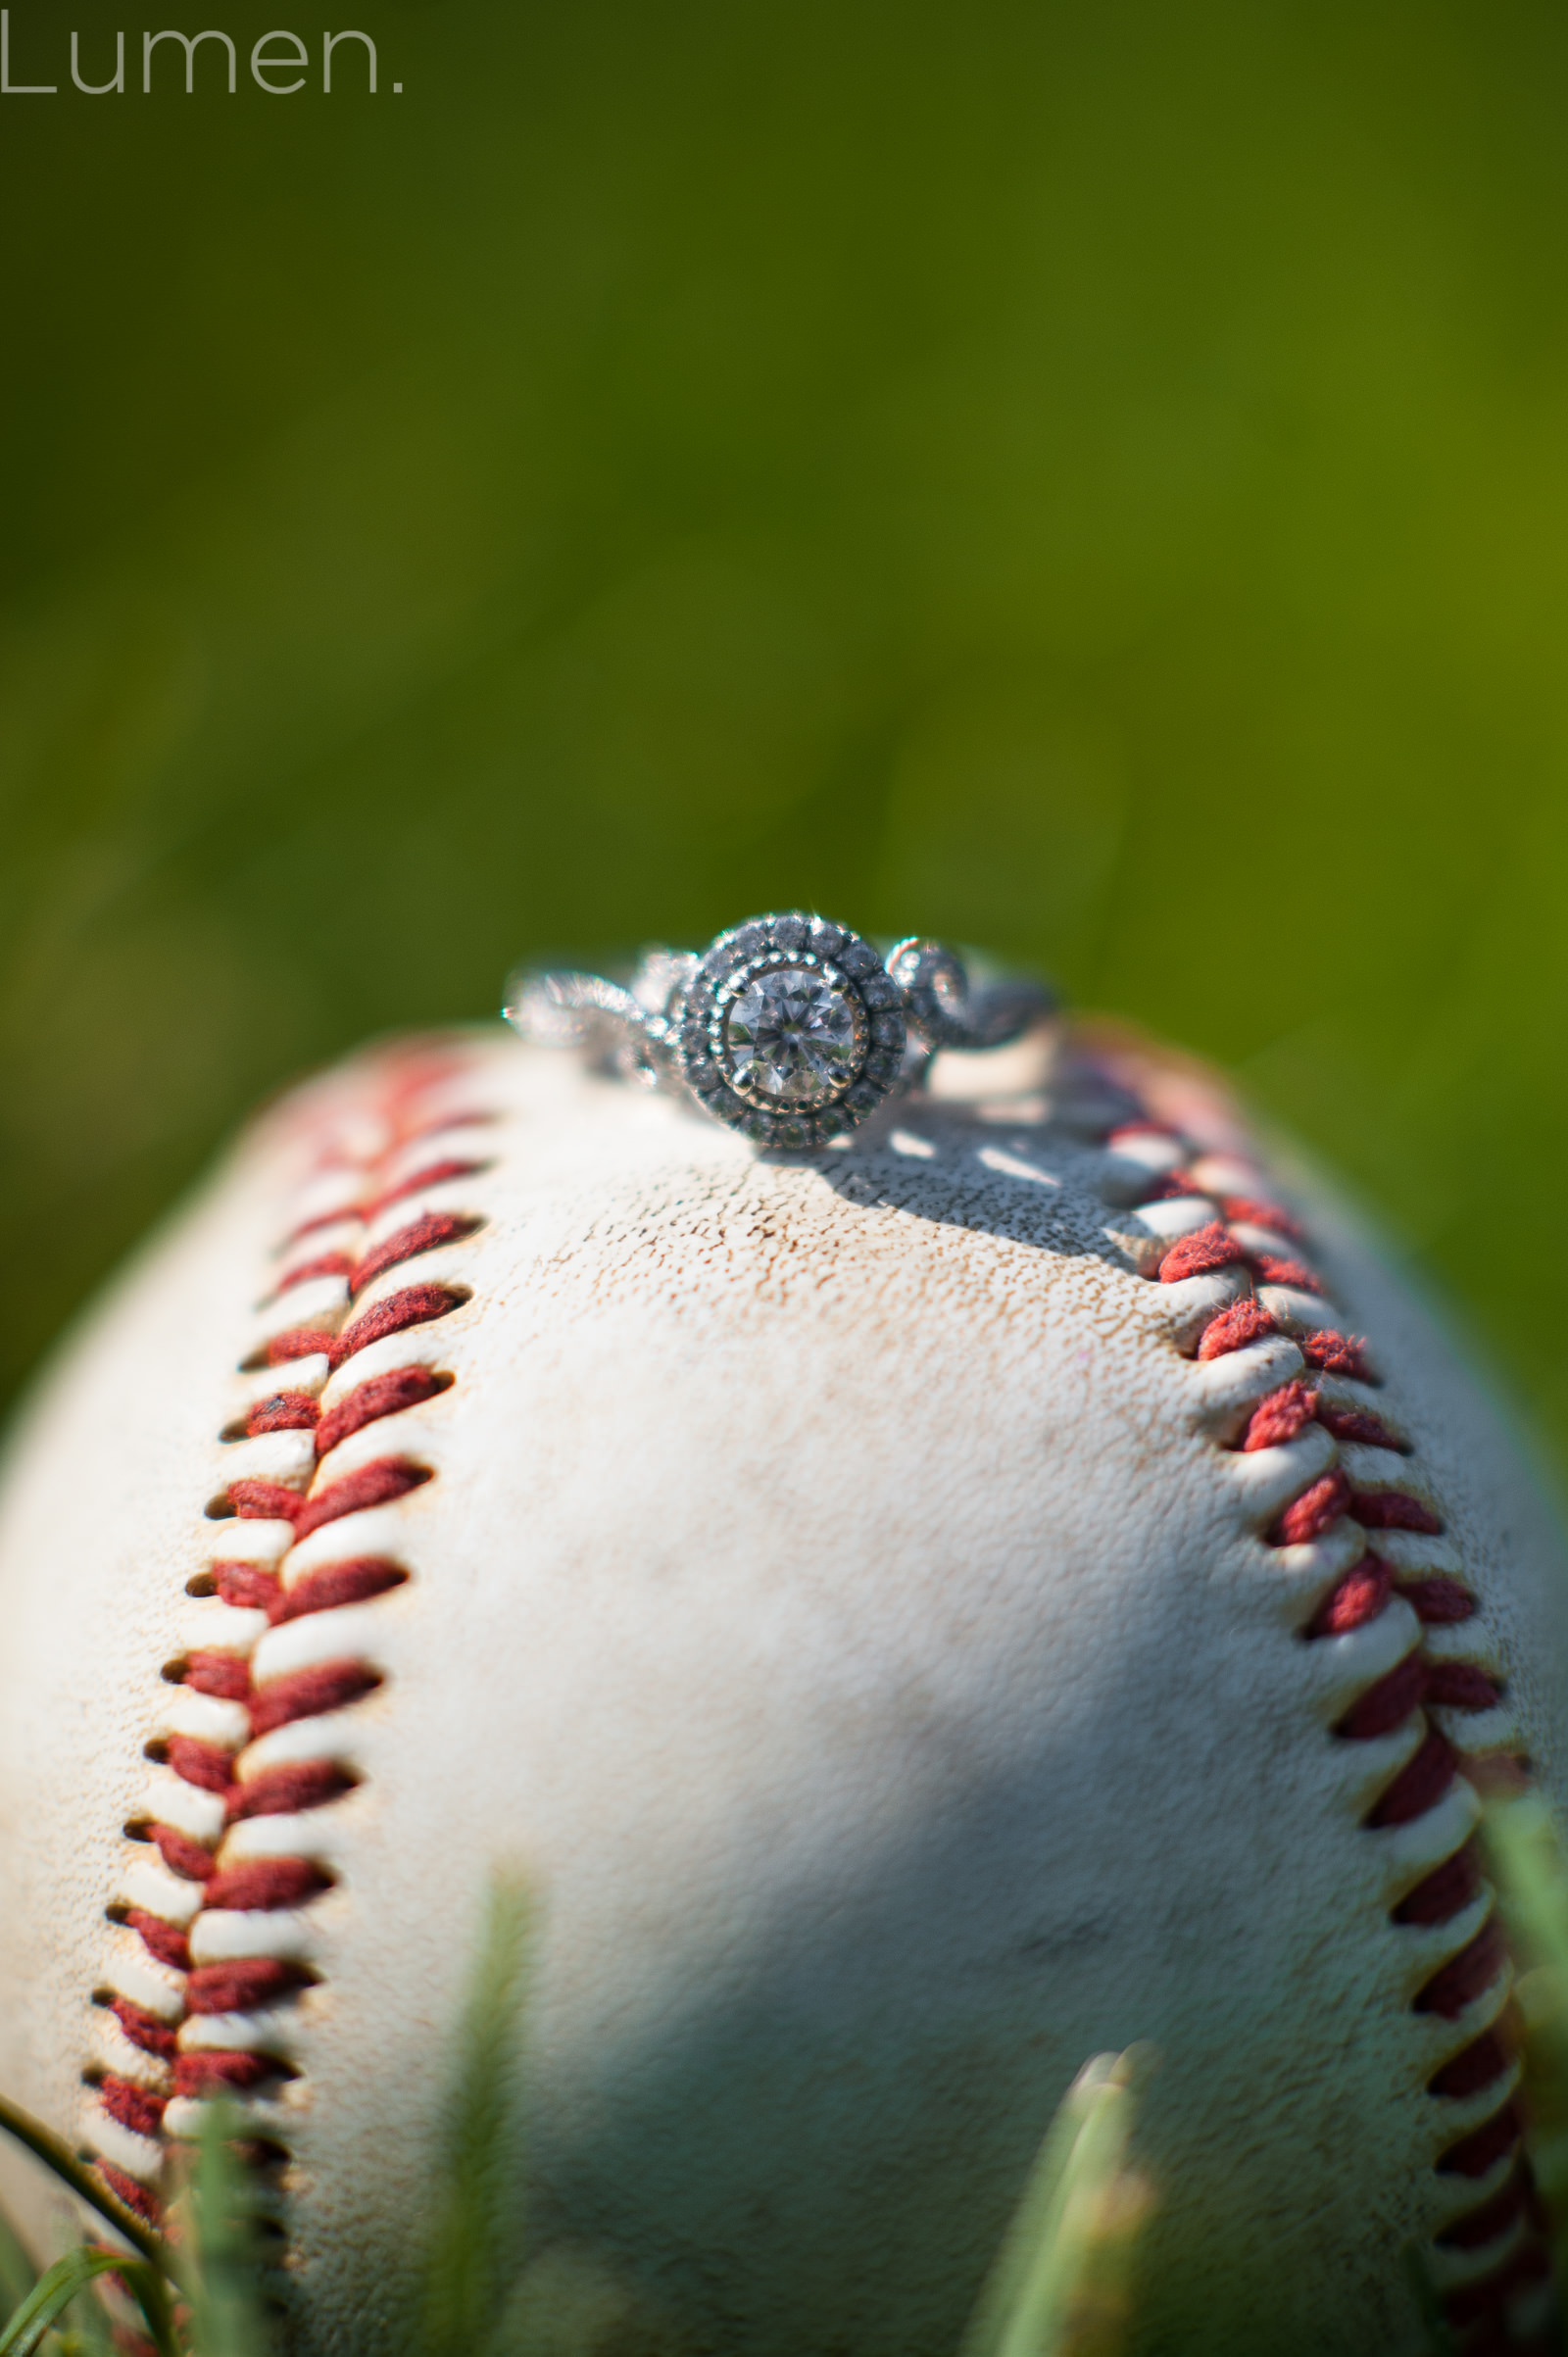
[677,913,906,1148]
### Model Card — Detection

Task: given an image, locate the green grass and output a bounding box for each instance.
[1488,1793,1568,2298]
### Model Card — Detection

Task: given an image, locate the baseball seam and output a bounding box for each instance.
[1109,1116,1551,2352]
[83,1046,489,2261]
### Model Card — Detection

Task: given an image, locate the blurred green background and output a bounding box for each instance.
[4,0,1568,1455]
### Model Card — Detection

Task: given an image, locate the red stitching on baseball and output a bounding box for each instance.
[242,1392,319,1437]
[1401,1576,1478,1625]
[329,1281,468,1367]
[1417,1922,1511,2019]
[257,1327,337,1369]
[209,1561,283,1614]
[97,2161,160,2222]
[99,2076,166,2140]
[1336,1652,1426,1741]
[1366,1730,1458,1827]
[295,1457,431,1538]
[1274,1469,1352,1546]
[1431,2032,1513,2100]
[162,1736,234,1794]
[121,1909,189,1971]
[1196,1299,1277,1359]
[281,1203,367,1248]
[276,1557,409,1622]
[173,2052,278,2096]
[1298,1329,1375,1381]
[223,1478,304,1522]
[182,1651,251,1701]
[1308,1557,1393,1637]
[149,1826,217,1883]
[1351,1489,1445,1535]
[1107,1119,1182,1144]
[368,1155,491,1218]
[1242,1380,1318,1450]
[105,1997,176,2062]
[1395,1845,1483,1928]
[221,1455,432,1533]
[1134,1112,1538,2331]
[1436,2165,1529,2249]
[315,1367,451,1458]
[1157,1221,1248,1281]
[270,1250,354,1297]
[1314,1399,1403,1449]
[185,1959,312,2016]
[226,1760,356,1819]
[1218,1194,1303,1239]
[248,1660,382,1737]
[90,1059,489,2225]
[350,1209,483,1296]
[1428,1663,1504,1712]
[205,1857,329,1912]
[1440,2100,1524,2179]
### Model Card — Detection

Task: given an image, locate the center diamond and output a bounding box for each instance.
[723,965,862,1106]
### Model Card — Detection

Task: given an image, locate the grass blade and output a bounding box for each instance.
[170,2100,273,2357]
[0,2247,139,2357]
[0,2096,167,2274]
[1484,1792,1568,2268]
[0,2092,180,2357]
[0,2213,34,2324]
[960,2046,1154,2357]
[406,1872,536,2357]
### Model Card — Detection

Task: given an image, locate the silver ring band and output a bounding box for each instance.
[504,912,1054,1150]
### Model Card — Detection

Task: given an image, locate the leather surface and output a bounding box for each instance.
[0,1022,1563,2355]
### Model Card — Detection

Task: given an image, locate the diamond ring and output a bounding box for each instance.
[504,912,1055,1149]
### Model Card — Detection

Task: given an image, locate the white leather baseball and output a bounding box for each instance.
[0,1017,1561,2356]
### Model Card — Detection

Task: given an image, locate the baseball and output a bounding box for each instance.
[0,1006,1561,2356]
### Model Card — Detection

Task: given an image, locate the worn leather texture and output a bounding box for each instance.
[0,1022,1563,2355]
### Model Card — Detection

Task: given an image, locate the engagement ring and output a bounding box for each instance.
[505,912,1054,1149]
